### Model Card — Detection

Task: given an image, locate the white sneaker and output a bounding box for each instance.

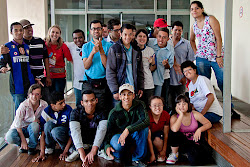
[65,150,80,162]
[97,149,113,161]
[166,152,178,164]
[45,148,54,155]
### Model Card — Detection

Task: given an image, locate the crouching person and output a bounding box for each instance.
[67,90,107,166]
[5,84,48,155]
[104,84,149,166]
[32,91,73,162]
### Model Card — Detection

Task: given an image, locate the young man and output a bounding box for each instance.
[148,28,174,103]
[104,84,149,166]
[1,19,51,102]
[105,19,121,43]
[102,24,109,39]
[5,84,48,155]
[82,20,112,112]
[169,21,195,110]
[32,91,73,162]
[106,24,144,107]
[65,29,86,107]
[67,90,107,166]
[0,22,35,111]
[151,18,168,38]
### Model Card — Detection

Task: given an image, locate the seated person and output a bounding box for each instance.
[104,83,149,166]
[167,94,212,165]
[5,84,48,155]
[181,60,223,124]
[67,90,107,166]
[32,91,72,162]
[147,96,170,164]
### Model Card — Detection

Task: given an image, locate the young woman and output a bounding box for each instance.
[45,25,72,94]
[166,94,212,165]
[5,84,48,155]
[181,60,223,123]
[189,1,240,118]
[147,96,170,164]
[135,29,156,107]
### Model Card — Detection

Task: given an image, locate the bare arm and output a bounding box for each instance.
[159,125,169,158]
[170,113,183,132]
[16,128,28,150]
[200,93,214,115]
[44,58,52,87]
[147,129,156,163]
[190,26,197,54]
[59,137,72,160]
[32,132,46,162]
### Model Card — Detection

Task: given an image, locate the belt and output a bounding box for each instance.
[49,67,65,73]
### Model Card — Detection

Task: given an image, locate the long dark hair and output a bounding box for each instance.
[135,29,149,45]
[190,1,208,16]
[175,94,192,113]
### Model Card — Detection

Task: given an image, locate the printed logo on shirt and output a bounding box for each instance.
[14,52,18,56]
[13,55,29,63]
[11,45,15,49]
[79,51,82,57]
[49,52,53,58]
[190,88,198,97]
[26,49,29,55]
[61,115,67,123]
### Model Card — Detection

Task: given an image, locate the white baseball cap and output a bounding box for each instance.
[119,83,135,94]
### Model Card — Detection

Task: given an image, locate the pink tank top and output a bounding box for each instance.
[178,112,198,141]
[193,16,224,62]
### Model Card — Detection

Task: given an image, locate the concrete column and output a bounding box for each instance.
[0,0,9,44]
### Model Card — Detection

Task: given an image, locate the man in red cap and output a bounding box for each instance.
[152,18,168,38]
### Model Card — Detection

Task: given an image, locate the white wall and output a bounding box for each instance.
[0,0,9,44]
[6,0,48,42]
[190,0,250,104]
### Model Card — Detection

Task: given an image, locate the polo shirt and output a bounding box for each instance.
[82,38,112,80]
[148,110,170,133]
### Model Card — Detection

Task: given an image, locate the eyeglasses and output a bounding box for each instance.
[111,28,121,33]
[91,27,102,31]
[151,104,163,108]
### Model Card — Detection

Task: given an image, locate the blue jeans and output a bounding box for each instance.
[161,78,170,108]
[110,128,148,161]
[11,93,26,112]
[204,112,222,124]
[5,122,40,148]
[74,88,82,107]
[50,78,66,94]
[154,85,162,97]
[44,120,70,150]
[196,57,234,108]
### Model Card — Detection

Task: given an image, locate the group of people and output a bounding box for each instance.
[1,0,241,166]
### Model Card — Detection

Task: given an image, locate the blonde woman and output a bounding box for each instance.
[45,25,72,94]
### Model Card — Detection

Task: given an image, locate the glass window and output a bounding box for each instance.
[88,0,153,10]
[122,14,155,30]
[171,0,190,9]
[55,0,85,9]
[171,15,190,39]
[157,0,168,10]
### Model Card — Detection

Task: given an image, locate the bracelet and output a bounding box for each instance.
[216,56,223,58]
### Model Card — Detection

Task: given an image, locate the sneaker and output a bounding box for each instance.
[231,109,240,119]
[19,148,28,153]
[97,149,114,161]
[28,148,37,155]
[65,150,80,162]
[45,148,54,155]
[166,152,178,164]
[157,155,165,162]
[132,160,147,167]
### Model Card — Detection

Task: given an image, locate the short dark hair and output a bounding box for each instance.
[90,20,103,28]
[172,21,183,29]
[81,90,96,99]
[158,27,169,36]
[107,19,120,30]
[135,29,149,45]
[28,84,42,95]
[49,91,64,104]
[175,94,192,113]
[181,60,198,74]
[103,24,107,27]
[10,22,23,32]
[149,96,165,107]
[121,24,134,34]
[72,29,85,38]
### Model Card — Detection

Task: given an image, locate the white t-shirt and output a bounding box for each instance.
[142,46,155,89]
[65,42,85,90]
[188,75,223,116]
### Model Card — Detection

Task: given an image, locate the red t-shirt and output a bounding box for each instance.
[45,43,72,78]
[148,110,170,133]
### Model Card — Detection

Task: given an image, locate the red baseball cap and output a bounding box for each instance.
[154,18,168,28]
